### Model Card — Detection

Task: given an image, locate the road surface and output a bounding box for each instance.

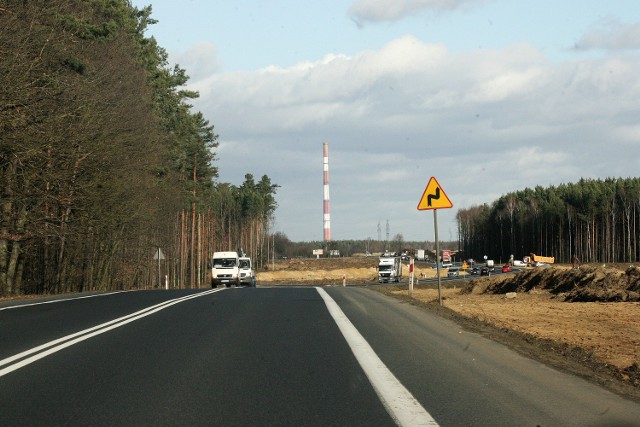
[2,287,640,426]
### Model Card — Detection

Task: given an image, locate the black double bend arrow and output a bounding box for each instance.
[427,187,440,207]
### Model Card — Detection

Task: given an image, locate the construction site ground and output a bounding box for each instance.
[258,256,640,402]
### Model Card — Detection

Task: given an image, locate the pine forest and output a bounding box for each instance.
[457,177,640,265]
[0,1,277,295]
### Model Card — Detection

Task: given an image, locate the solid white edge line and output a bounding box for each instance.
[0,291,131,311]
[316,287,438,427]
[0,288,225,376]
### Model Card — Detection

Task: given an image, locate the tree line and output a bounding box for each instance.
[0,1,277,295]
[271,234,457,260]
[456,177,640,264]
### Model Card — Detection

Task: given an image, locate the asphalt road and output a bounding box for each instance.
[2,287,640,426]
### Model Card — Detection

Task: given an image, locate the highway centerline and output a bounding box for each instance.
[0,288,226,377]
[316,287,438,427]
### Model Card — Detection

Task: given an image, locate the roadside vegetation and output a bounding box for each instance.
[0,1,277,296]
[457,177,640,264]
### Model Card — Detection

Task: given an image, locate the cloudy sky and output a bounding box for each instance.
[131,0,640,243]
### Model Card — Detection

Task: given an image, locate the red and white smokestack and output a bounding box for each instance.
[323,143,331,241]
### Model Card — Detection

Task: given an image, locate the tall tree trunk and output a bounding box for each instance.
[197,211,202,288]
[190,204,196,288]
[7,201,29,294]
[0,158,16,295]
[180,210,187,289]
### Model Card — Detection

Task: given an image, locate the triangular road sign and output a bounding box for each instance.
[417,177,453,210]
[154,248,165,260]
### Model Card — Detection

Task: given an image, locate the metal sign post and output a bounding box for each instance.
[408,257,414,297]
[154,248,165,289]
[434,209,442,305]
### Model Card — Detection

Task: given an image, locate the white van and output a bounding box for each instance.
[238,257,256,287]
[211,251,240,287]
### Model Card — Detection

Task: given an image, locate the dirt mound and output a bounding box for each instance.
[461,265,640,302]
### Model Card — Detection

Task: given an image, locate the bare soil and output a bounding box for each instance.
[258,257,640,401]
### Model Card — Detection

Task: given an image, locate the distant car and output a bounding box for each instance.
[502,264,511,273]
[480,267,490,276]
[471,267,479,275]
[447,267,459,278]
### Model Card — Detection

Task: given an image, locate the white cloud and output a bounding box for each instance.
[186,36,640,241]
[174,42,221,82]
[574,20,640,51]
[348,0,485,24]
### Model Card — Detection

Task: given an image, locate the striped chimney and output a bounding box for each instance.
[323,143,331,242]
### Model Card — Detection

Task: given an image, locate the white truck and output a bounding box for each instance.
[378,256,402,283]
[211,251,240,288]
[238,256,256,287]
[416,249,425,261]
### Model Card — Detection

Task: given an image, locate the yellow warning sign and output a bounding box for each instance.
[417,177,453,210]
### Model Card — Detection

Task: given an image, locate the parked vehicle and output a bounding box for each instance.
[378,256,402,283]
[238,257,256,287]
[447,267,460,278]
[471,267,479,275]
[480,266,490,276]
[486,259,495,272]
[211,251,240,288]
[502,264,511,273]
